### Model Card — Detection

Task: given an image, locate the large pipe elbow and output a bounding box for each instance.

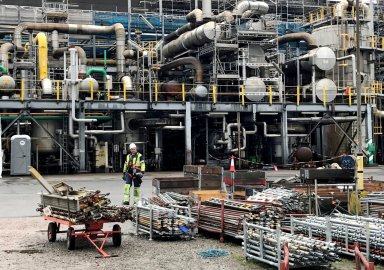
[53,46,87,76]
[335,0,349,17]
[161,57,204,83]
[213,11,235,23]
[33,32,48,80]
[232,1,269,16]
[276,32,318,49]
[186,9,204,23]
[0,43,13,72]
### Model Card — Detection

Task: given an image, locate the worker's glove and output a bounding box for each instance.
[136,172,143,178]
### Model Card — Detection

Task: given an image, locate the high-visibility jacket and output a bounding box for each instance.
[123,152,145,173]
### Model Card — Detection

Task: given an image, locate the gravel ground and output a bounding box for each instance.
[1,217,383,270]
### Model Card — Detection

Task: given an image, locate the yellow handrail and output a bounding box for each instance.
[154,82,158,103]
[296,85,300,106]
[322,84,327,107]
[269,85,273,105]
[56,80,60,101]
[90,80,94,101]
[212,84,217,104]
[107,84,110,102]
[241,85,245,106]
[182,83,185,103]
[123,81,126,102]
[348,86,352,106]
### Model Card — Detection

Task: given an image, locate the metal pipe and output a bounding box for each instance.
[0,43,13,72]
[275,32,318,49]
[337,55,356,87]
[257,122,280,137]
[287,116,358,122]
[160,57,204,83]
[68,116,97,144]
[232,1,269,16]
[162,21,220,59]
[13,22,125,79]
[32,32,48,80]
[85,112,125,134]
[202,0,212,19]
[53,46,87,76]
[186,9,204,23]
[335,0,369,18]
[213,11,234,23]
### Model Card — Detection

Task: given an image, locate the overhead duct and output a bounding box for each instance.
[162,21,221,59]
[13,22,126,79]
[0,43,13,72]
[160,57,204,83]
[213,11,235,23]
[232,1,269,16]
[275,32,318,49]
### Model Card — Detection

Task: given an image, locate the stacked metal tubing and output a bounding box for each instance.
[286,214,384,262]
[151,192,192,216]
[191,198,285,240]
[133,203,196,240]
[247,187,307,213]
[242,222,339,268]
[361,194,384,217]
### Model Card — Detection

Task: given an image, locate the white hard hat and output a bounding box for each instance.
[129,143,137,149]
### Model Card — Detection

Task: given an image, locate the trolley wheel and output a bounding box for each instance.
[112,224,122,247]
[48,222,57,242]
[67,227,76,250]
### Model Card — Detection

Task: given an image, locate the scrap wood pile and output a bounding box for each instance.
[37,184,133,224]
[247,187,307,213]
[133,202,197,238]
[191,198,286,238]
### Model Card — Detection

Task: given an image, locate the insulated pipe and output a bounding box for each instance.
[85,112,125,134]
[337,55,356,88]
[287,116,358,122]
[13,22,126,78]
[68,116,98,144]
[160,57,203,83]
[86,68,107,79]
[186,9,204,23]
[163,21,220,59]
[231,127,246,153]
[276,32,318,49]
[53,46,88,76]
[32,32,48,80]
[213,11,235,23]
[202,0,212,19]
[0,65,7,75]
[232,1,269,16]
[335,0,369,18]
[123,49,137,59]
[373,106,384,118]
[258,122,280,137]
[0,43,13,72]
[164,24,194,45]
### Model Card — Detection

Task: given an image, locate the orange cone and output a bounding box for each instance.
[230,155,235,172]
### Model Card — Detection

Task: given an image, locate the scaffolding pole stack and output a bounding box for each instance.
[243,222,339,269]
[133,203,197,240]
[286,214,384,262]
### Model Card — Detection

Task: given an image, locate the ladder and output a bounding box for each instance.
[60,116,69,174]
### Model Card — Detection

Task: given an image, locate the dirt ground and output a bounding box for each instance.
[1,217,382,270]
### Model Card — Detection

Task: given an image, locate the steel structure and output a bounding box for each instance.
[0,0,383,174]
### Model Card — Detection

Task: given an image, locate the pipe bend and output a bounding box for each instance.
[276,32,318,49]
[0,43,13,72]
[161,57,204,83]
[85,112,125,134]
[213,11,235,23]
[186,9,204,23]
[232,1,269,16]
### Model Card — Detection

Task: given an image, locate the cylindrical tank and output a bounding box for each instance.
[161,81,182,97]
[79,77,99,91]
[295,146,313,162]
[307,47,336,71]
[31,120,60,154]
[190,84,208,98]
[315,78,337,103]
[244,77,267,102]
[41,78,53,95]
[0,75,16,93]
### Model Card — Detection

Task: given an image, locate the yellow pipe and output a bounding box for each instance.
[182,83,185,103]
[269,85,273,105]
[154,82,158,103]
[32,32,48,80]
[348,86,352,106]
[322,84,326,107]
[296,85,300,106]
[241,85,245,106]
[90,80,94,101]
[212,84,217,104]
[123,81,127,102]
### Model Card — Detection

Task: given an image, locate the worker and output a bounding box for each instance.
[123,143,145,205]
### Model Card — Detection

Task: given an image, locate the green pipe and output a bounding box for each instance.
[0,65,7,75]
[104,50,107,68]
[0,116,112,121]
[86,68,107,79]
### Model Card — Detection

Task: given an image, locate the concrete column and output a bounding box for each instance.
[281,109,289,164]
[185,102,192,165]
[78,108,86,172]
